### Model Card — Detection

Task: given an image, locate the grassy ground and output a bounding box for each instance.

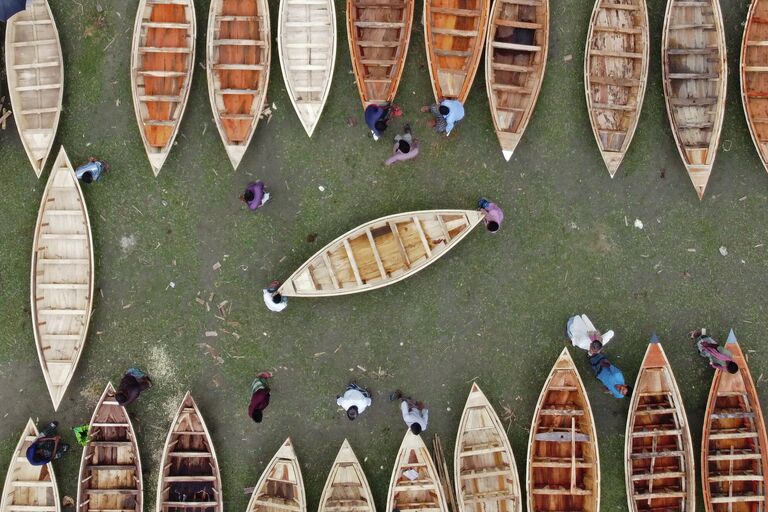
[1,0,767,510]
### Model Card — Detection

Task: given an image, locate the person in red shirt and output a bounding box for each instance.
[249,371,273,423]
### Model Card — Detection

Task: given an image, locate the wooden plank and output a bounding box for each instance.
[321,252,342,289]
[410,217,432,257]
[491,42,540,52]
[631,471,685,481]
[365,229,387,279]
[342,239,364,286]
[388,222,411,267]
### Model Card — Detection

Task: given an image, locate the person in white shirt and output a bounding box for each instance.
[263,280,288,312]
[390,390,428,435]
[566,314,614,354]
[336,383,372,420]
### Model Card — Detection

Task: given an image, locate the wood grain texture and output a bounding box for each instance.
[741,0,768,175]
[386,430,449,512]
[246,438,306,512]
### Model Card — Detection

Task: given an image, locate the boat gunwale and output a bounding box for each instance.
[246,438,306,512]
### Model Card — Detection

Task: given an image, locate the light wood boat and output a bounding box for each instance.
[30,147,94,411]
[661,0,727,200]
[386,430,449,512]
[423,0,488,103]
[77,383,142,512]
[277,0,336,137]
[702,329,768,511]
[156,393,222,512]
[278,209,484,297]
[526,348,599,512]
[741,0,768,175]
[246,438,306,512]
[131,0,196,176]
[318,440,373,512]
[584,0,649,177]
[0,419,61,512]
[4,0,63,178]
[485,0,548,161]
[455,383,521,512]
[206,0,270,170]
[625,335,695,512]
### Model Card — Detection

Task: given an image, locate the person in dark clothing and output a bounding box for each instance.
[249,371,273,423]
[26,421,69,465]
[365,104,392,140]
[116,368,153,406]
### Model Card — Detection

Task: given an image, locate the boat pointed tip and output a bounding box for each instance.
[470,381,481,393]
[502,150,513,161]
[726,329,737,344]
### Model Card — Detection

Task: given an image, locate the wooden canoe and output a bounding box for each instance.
[386,430,449,512]
[702,329,768,511]
[455,383,521,512]
[30,147,94,411]
[0,419,61,512]
[318,440,374,512]
[206,0,270,170]
[661,0,727,200]
[526,348,599,512]
[741,0,768,175]
[424,0,488,103]
[485,0,548,161]
[346,0,414,108]
[246,438,306,512]
[584,0,649,177]
[277,0,336,137]
[4,0,63,178]
[277,209,484,297]
[156,393,222,512]
[625,335,695,512]
[77,383,143,512]
[131,0,196,176]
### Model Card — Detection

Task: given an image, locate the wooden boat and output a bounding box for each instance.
[246,438,306,512]
[386,430,449,512]
[702,329,768,511]
[277,0,336,137]
[317,440,373,512]
[423,0,488,103]
[0,419,61,512]
[131,0,196,176]
[485,0,548,161]
[30,147,94,411]
[77,383,142,512]
[346,0,414,108]
[661,0,727,200]
[156,393,222,512]
[278,209,484,297]
[526,348,599,512]
[4,0,63,178]
[625,335,695,512]
[584,0,649,177]
[455,383,521,512]
[206,0,270,170]
[741,0,768,175]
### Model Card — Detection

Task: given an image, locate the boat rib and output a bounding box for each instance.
[702,329,768,511]
[584,0,649,177]
[485,0,549,161]
[661,0,727,200]
[206,0,270,170]
[156,393,222,512]
[318,440,373,512]
[741,0,768,175]
[4,0,63,178]
[455,383,521,512]
[526,348,599,512]
[246,438,306,512]
[31,147,94,411]
[77,383,143,512]
[625,335,695,512]
[131,0,196,176]
[277,209,484,297]
[386,430,449,512]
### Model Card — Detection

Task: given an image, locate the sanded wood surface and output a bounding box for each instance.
[741,0,768,175]
[4,0,63,178]
[661,0,727,200]
[30,147,94,411]
[318,440,374,512]
[386,430,449,512]
[247,438,306,512]
[584,0,649,177]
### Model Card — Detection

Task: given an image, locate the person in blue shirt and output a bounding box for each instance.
[421,99,465,136]
[588,347,630,399]
[76,157,110,183]
[364,104,391,141]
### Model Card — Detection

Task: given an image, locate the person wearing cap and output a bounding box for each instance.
[241,181,270,211]
[336,383,372,420]
[385,124,420,165]
[421,99,465,136]
[263,280,288,312]
[76,157,110,183]
[478,198,504,233]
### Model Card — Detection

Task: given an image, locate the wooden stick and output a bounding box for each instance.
[432,435,457,512]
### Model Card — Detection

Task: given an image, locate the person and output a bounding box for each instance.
[336,383,372,420]
[263,280,288,312]
[116,368,153,406]
[385,124,420,166]
[249,371,273,423]
[477,198,504,233]
[25,421,69,465]
[390,390,428,434]
[566,314,614,353]
[76,157,110,183]
[365,104,391,141]
[421,99,465,136]
[588,352,630,398]
[241,181,270,211]
[690,329,738,373]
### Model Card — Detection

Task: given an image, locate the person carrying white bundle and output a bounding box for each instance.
[566,314,614,354]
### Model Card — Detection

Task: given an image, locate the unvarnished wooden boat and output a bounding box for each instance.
[485,0,548,161]
[4,0,63,178]
[246,438,306,512]
[131,0,196,176]
[661,0,727,200]
[156,393,222,512]
[278,209,484,297]
[318,440,373,512]
[346,0,414,108]
[527,348,599,512]
[31,147,94,411]
[584,0,649,177]
[0,419,61,512]
[741,0,768,175]
[625,335,694,512]
[77,383,142,512]
[206,0,270,170]
[455,383,521,512]
[387,430,449,512]
[277,0,336,137]
[702,329,768,511]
